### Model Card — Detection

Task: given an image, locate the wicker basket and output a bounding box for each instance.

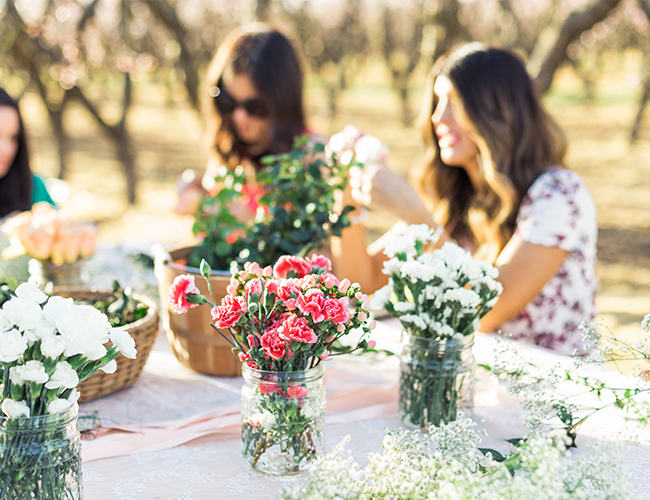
[155,243,242,377]
[54,287,160,403]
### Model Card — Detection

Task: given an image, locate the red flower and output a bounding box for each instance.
[278,314,318,344]
[306,254,332,272]
[296,289,325,323]
[238,351,258,369]
[168,275,201,314]
[259,381,281,395]
[276,281,302,310]
[212,295,247,328]
[286,385,309,399]
[322,297,351,324]
[260,328,289,360]
[245,278,264,298]
[265,279,280,295]
[273,255,312,279]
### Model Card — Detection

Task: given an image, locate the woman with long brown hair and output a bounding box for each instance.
[341,44,597,354]
[176,24,310,217]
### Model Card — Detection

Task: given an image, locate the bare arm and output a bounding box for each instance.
[479,235,569,333]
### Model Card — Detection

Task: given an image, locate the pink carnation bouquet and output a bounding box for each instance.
[169,254,375,474]
[169,253,375,372]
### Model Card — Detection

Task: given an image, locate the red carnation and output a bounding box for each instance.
[168,275,201,314]
[306,254,332,272]
[273,255,312,279]
[296,289,325,323]
[260,328,289,360]
[212,295,247,328]
[277,314,318,344]
[322,297,351,325]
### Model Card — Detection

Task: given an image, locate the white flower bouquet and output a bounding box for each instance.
[371,224,503,428]
[0,282,136,499]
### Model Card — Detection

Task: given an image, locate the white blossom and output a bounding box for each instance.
[10,360,49,385]
[400,314,427,331]
[354,134,387,164]
[24,316,57,343]
[393,302,415,313]
[2,297,43,331]
[370,285,392,310]
[443,288,480,309]
[2,399,30,418]
[47,398,73,415]
[109,328,137,359]
[382,257,403,276]
[15,282,47,304]
[0,329,28,363]
[100,359,117,374]
[403,223,437,245]
[40,335,66,359]
[384,236,416,259]
[42,296,74,324]
[45,361,79,390]
[0,309,11,332]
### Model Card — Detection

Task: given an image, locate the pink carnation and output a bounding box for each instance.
[306,254,332,272]
[276,281,302,310]
[244,261,263,276]
[278,314,318,344]
[321,273,340,289]
[245,278,264,298]
[274,255,312,279]
[296,289,325,323]
[212,295,247,328]
[286,385,309,399]
[260,328,289,360]
[322,297,350,324]
[168,275,201,314]
[265,279,280,295]
[238,351,258,369]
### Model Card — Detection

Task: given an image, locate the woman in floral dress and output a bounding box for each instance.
[342,44,597,355]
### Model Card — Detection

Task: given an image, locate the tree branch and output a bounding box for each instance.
[532,0,623,93]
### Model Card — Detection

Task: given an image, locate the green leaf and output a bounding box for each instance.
[478,448,506,462]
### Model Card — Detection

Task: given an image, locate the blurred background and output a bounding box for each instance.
[0,0,649,340]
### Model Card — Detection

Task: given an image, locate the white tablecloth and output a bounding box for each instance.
[80,319,650,499]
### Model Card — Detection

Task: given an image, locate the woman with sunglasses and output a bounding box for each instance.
[176,25,310,218]
[339,44,597,355]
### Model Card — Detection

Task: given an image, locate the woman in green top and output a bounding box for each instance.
[0,87,54,220]
[0,88,54,281]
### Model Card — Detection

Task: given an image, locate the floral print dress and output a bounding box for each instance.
[499,168,598,355]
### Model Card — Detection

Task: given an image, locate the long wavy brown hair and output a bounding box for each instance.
[204,25,306,169]
[419,44,567,262]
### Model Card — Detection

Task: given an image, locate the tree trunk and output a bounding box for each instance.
[255,0,272,22]
[532,0,622,93]
[399,86,412,127]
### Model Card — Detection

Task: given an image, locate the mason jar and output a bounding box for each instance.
[399,332,476,429]
[0,404,82,499]
[240,363,326,476]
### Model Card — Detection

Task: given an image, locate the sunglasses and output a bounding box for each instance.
[210,86,270,118]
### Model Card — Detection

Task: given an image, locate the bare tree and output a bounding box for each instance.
[380,0,425,126]
[631,0,650,143]
[284,0,368,118]
[529,0,624,93]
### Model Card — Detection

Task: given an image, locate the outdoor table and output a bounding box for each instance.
[79,317,650,499]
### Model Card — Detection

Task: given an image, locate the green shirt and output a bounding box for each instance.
[32,174,55,206]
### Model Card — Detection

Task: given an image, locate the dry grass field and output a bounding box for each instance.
[18,55,650,345]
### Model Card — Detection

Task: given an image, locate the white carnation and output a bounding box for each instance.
[400,262,436,283]
[24,316,57,343]
[42,296,74,324]
[68,389,80,404]
[478,260,499,279]
[0,329,28,363]
[45,361,79,390]
[2,399,30,418]
[0,309,11,332]
[40,335,66,359]
[370,285,392,310]
[259,411,277,430]
[47,398,73,415]
[10,360,49,385]
[110,328,137,359]
[2,297,43,331]
[100,359,117,374]
[15,282,47,304]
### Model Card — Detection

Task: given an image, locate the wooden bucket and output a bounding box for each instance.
[155,243,241,377]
